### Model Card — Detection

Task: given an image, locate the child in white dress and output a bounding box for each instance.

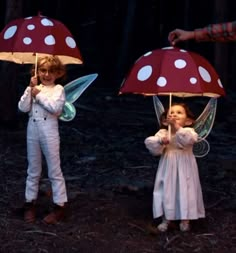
[144,103,205,232]
[18,55,68,224]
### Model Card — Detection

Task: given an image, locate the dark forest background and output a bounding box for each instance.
[0,0,236,128]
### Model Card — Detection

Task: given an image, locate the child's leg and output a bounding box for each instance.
[25,127,42,202]
[41,122,67,224]
[24,127,42,223]
[41,120,68,205]
[42,135,67,205]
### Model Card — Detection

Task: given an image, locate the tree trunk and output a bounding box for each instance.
[0,0,23,129]
[213,0,229,88]
[114,0,137,86]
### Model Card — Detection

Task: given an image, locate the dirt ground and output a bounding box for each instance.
[0,85,236,253]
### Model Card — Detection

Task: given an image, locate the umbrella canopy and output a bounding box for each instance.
[119,47,225,97]
[0,14,83,64]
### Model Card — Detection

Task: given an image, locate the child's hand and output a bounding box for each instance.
[31,87,40,97]
[29,76,38,87]
[160,137,169,145]
[166,115,176,125]
[166,115,181,130]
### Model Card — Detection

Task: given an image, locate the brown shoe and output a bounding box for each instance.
[43,204,66,225]
[24,202,36,223]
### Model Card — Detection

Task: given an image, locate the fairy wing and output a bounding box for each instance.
[59,73,98,121]
[152,96,217,157]
[192,138,210,158]
[153,95,165,127]
[192,98,217,157]
[193,98,217,139]
[59,101,76,122]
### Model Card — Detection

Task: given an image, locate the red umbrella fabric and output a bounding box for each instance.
[119,47,225,97]
[0,14,83,64]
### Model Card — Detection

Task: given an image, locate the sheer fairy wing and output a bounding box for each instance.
[59,73,98,121]
[153,96,165,127]
[64,73,98,104]
[193,98,217,157]
[193,98,217,139]
[193,138,210,158]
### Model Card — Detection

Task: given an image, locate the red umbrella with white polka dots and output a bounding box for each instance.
[120,47,225,98]
[0,14,83,65]
[119,47,225,137]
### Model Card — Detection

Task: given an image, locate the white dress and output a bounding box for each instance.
[144,127,205,220]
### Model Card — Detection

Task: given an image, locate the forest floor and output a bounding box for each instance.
[0,85,236,253]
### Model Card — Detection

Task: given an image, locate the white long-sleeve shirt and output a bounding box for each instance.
[18,84,65,119]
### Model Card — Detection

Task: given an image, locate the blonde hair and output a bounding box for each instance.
[31,55,66,81]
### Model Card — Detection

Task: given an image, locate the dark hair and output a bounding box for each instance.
[160,103,195,129]
[160,111,168,129]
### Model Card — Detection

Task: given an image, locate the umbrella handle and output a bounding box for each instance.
[34,53,38,76]
[168,93,172,140]
[31,53,38,104]
[168,125,171,140]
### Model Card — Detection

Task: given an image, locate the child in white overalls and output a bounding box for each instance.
[18,55,68,224]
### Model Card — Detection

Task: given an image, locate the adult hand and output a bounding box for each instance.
[168,29,195,46]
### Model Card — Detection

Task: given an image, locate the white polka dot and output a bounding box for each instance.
[156,76,167,87]
[180,49,187,53]
[41,18,54,26]
[65,37,76,48]
[144,51,152,57]
[218,79,223,88]
[162,46,173,50]
[23,37,32,45]
[4,25,17,39]
[44,35,55,45]
[174,59,186,69]
[199,66,211,82]
[27,24,35,30]
[190,77,197,84]
[137,65,152,81]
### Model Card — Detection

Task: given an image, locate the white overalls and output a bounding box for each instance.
[18,84,68,205]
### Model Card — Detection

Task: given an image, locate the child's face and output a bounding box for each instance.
[38,62,59,86]
[168,105,190,127]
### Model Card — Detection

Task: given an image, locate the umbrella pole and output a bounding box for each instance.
[168,93,172,140]
[34,53,38,76]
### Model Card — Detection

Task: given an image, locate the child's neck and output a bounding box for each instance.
[40,83,55,87]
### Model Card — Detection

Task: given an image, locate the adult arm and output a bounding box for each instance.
[168,21,236,45]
